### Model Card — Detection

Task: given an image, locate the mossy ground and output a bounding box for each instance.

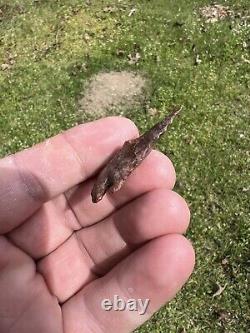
[0,1,249,332]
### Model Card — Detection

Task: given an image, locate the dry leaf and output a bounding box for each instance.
[195,54,202,65]
[84,33,90,42]
[242,55,250,64]
[217,310,229,322]
[221,258,229,265]
[147,107,159,116]
[116,49,125,57]
[1,63,10,70]
[103,6,116,13]
[212,282,227,297]
[128,52,141,65]
[128,8,136,17]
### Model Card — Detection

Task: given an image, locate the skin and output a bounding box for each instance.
[0,117,195,333]
[91,107,181,203]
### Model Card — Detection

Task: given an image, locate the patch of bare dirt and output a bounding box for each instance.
[78,71,147,118]
[200,4,234,23]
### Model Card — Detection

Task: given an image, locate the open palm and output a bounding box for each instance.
[0,117,194,333]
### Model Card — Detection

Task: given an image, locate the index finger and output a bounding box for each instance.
[0,117,138,233]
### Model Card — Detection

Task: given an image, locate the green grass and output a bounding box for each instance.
[0,0,249,332]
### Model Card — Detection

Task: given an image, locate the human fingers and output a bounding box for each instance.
[8,150,176,259]
[64,150,176,228]
[62,234,195,333]
[37,189,190,303]
[0,117,138,233]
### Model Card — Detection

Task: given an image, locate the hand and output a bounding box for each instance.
[0,117,195,333]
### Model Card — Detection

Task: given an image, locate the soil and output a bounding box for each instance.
[77,71,147,118]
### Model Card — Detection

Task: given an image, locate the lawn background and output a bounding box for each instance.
[0,1,249,332]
